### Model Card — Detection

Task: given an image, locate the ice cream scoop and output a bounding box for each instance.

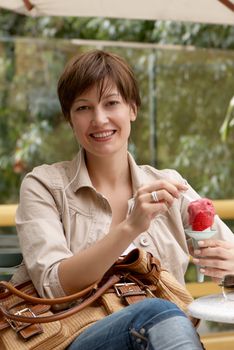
[185,197,216,282]
[188,198,215,231]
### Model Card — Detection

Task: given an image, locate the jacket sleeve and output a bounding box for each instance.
[15,169,73,298]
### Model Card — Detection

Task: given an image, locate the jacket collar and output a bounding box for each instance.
[70,148,93,192]
[70,148,149,194]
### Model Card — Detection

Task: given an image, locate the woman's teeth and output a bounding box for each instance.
[92,131,115,138]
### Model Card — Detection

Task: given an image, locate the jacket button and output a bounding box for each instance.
[140,236,149,247]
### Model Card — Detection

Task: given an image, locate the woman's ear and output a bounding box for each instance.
[68,115,74,129]
[130,104,137,121]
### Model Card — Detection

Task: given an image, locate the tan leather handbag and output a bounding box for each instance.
[0,249,195,350]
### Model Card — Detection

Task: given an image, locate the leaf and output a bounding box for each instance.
[220,96,234,142]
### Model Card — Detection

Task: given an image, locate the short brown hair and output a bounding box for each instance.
[57,50,141,122]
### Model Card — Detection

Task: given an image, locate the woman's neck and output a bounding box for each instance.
[85,151,131,191]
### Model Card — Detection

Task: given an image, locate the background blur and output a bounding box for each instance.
[0,12,233,206]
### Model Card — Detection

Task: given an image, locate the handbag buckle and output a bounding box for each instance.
[7,307,36,332]
[114,282,146,298]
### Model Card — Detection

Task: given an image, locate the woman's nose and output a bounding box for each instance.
[91,108,108,126]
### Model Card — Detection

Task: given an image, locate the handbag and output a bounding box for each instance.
[0,248,195,350]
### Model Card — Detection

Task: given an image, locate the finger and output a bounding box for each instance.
[137,180,181,195]
[137,180,187,199]
[159,180,188,193]
[194,246,232,260]
[199,267,227,280]
[199,263,234,279]
[134,194,168,214]
[193,257,228,270]
[198,239,233,249]
[149,190,175,207]
[193,257,230,279]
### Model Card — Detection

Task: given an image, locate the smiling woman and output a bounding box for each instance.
[57,50,140,122]
[11,49,234,350]
[69,85,136,159]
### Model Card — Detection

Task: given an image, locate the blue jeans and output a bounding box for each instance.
[67,299,203,350]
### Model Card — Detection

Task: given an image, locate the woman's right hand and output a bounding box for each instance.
[125,180,188,236]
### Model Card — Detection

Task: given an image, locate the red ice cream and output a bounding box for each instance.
[188,198,215,231]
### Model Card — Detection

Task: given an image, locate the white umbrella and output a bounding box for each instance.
[0,0,233,25]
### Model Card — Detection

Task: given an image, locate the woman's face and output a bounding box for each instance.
[70,83,136,159]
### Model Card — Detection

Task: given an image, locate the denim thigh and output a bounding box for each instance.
[67,298,202,350]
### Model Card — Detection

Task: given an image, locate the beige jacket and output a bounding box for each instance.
[13,150,234,298]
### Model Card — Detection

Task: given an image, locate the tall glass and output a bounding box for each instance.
[185,229,217,282]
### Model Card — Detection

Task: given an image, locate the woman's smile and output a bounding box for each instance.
[70,83,136,157]
[90,130,116,142]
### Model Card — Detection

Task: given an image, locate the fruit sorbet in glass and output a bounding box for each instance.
[186,198,216,282]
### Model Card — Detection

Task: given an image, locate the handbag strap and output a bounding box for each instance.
[0,280,98,305]
[0,274,120,324]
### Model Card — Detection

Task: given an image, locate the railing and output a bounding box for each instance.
[212,199,234,220]
[0,200,234,349]
[0,200,233,226]
[0,204,17,227]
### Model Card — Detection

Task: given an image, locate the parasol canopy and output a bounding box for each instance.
[0,0,233,25]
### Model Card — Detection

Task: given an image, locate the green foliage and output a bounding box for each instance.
[155,48,234,197]
[220,95,234,141]
[1,9,234,49]
[0,9,234,203]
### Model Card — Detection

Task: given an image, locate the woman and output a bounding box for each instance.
[14,50,234,349]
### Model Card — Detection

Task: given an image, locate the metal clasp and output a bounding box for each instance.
[114,282,146,298]
[114,282,136,297]
[7,307,36,332]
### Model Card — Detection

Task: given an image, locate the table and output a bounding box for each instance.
[188,293,234,323]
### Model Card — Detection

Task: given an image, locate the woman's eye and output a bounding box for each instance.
[76,106,90,111]
[107,100,119,106]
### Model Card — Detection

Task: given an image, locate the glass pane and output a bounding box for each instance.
[0,38,233,204]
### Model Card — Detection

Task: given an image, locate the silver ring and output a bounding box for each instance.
[151,191,158,202]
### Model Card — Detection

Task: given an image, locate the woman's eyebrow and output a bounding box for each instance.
[103,93,120,98]
[73,93,120,104]
[74,98,89,103]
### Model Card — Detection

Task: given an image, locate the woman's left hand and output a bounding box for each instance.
[192,239,234,283]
